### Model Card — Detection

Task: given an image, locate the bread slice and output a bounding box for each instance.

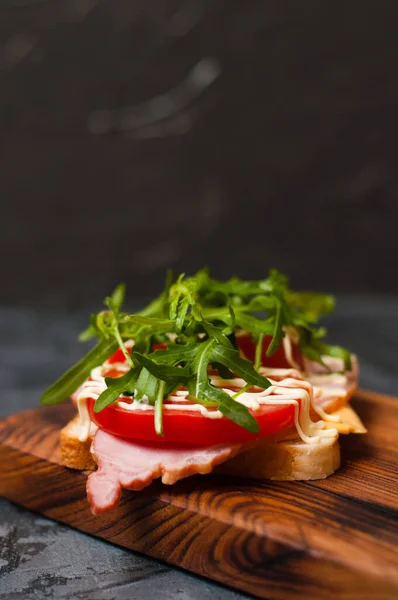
[217,404,366,480]
[59,405,365,480]
[60,416,97,471]
[215,432,340,481]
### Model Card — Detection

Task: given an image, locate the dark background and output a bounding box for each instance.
[2,0,398,310]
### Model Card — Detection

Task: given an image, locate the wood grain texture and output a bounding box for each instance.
[0,392,398,599]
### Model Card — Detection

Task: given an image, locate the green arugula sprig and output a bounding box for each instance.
[41,268,352,436]
[196,269,351,369]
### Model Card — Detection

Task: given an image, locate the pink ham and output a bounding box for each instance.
[306,355,359,410]
[87,430,247,515]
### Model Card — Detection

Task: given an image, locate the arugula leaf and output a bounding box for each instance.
[209,345,270,389]
[207,276,268,298]
[285,291,335,317]
[246,295,275,312]
[187,338,260,433]
[317,343,352,371]
[137,270,173,319]
[188,377,259,433]
[201,306,234,326]
[196,312,233,348]
[148,343,200,365]
[254,333,265,371]
[78,313,99,342]
[233,311,275,335]
[298,325,352,371]
[133,352,190,383]
[41,338,118,406]
[122,315,176,331]
[92,283,133,366]
[211,362,235,379]
[94,369,137,412]
[187,338,216,399]
[228,305,236,329]
[105,282,126,316]
[169,273,198,332]
[299,342,328,369]
[134,367,161,404]
[265,299,283,356]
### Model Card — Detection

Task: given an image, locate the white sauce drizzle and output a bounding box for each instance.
[280,331,346,424]
[76,382,105,442]
[75,369,347,445]
[74,340,134,442]
[73,337,356,444]
[282,332,301,371]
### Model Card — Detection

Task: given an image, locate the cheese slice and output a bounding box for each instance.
[327,405,367,434]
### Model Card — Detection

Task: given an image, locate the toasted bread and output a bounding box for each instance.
[215,431,340,480]
[60,416,97,470]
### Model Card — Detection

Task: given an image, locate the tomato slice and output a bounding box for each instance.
[236,334,304,370]
[107,347,132,364]
[91,338,301,445]
[87,397,296,445]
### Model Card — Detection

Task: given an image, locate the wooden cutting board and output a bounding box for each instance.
[1,390,398,600]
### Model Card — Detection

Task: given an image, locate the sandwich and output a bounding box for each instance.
[41,269,366,515]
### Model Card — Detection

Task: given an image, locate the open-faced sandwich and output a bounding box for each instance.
[41,269,365,515]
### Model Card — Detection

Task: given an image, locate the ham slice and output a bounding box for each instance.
[306,355,359,410]
[87,430,247,515]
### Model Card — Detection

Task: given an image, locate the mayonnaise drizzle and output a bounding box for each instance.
[73,340,134,442]
[74,350,345,443]
[282,331,301,371]
[280,331,352,424]
[75,381,105,442]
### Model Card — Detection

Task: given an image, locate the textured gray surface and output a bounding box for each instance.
[1,297,398,599]
[0,502,249,600]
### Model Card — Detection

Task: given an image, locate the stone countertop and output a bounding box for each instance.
[1,296,397,599]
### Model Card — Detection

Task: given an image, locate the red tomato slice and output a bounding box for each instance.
[107,347,132,364]
[236,334,304,370]
[152,343,168,351]
[87,396,296,445]
[93,338,302,444]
